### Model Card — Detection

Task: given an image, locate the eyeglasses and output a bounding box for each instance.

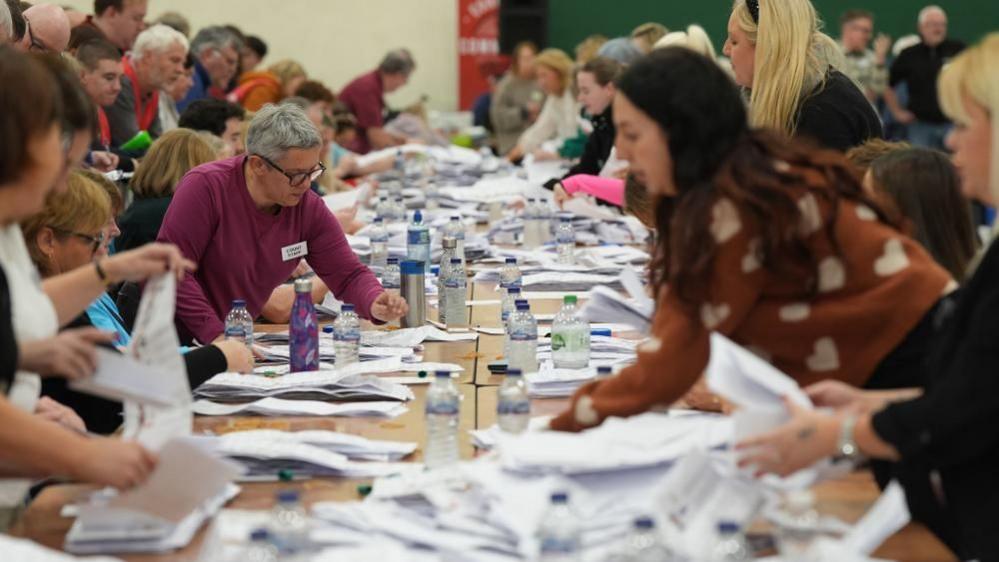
[255,154,325,186]
[52,228,105,253]
[23,18,53,53]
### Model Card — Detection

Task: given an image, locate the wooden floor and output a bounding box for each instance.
[9,281,957,561]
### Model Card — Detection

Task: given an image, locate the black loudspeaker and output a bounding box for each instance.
[499,0,549,54]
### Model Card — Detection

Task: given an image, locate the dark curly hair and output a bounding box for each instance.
[617,47,898,309]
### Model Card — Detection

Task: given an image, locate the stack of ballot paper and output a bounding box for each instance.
[193,368,415,403]
[192,397,408,418]
[65,439,242,555]
[534,336,637,366]
[215,429,417,462]
[523,365,607,398]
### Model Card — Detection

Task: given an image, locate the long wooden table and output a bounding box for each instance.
[10,285,957,561]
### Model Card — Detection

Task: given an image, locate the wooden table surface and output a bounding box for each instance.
[9,281,957,561]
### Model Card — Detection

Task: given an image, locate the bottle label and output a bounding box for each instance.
[407,229,430,245]
[426,401,459,416]
[498,400,530,415]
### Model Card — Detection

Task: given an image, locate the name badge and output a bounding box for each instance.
[281,241,308,262]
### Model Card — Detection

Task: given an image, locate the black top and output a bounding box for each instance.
[544,106,617,194]
[0,266,17,395]
[872,240,999,560]
[795,70,883,152]
[116,196,172,254]
[41,311,226,435]
[890,39,966,124]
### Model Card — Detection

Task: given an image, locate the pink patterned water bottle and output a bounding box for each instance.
[289,278,318,372]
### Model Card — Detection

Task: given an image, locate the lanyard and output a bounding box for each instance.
[121,57,159,132]
[97,107,111,148]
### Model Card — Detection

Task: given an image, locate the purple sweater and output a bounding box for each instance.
[157,156,383,344]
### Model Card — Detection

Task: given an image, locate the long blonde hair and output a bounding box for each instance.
[22,172,110,276]
[939,33,999,205]
[130,128,217,198]
[732,0,832,136]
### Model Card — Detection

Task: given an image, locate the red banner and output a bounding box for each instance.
[458,0,504,110]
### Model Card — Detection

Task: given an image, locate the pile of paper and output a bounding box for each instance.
[523,365,604,398]
[192,397,408,418]
[193,366,415,403]
[215,429,417,462]
[65,439,242,554]
[191,429,420,479]
[470,415,553,449]
[534,336,637,366]
[580,286,654,334]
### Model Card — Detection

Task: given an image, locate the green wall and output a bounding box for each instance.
[548,1,999,56]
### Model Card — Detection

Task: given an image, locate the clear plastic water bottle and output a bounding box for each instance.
[289,279,319,373]
[620,516,674,562]
[776,490,819,559]
[269,490,310,556]
[425,371,460,469]
[498,368,530,433]
[224,299,254,348]
[393,148,405,178]
[523,197,539,249]
[711,521,751,561]
[393,196,407,223]
[536,200,553,244]
[444,216,466,266]
[555,216,575,265]
[369,217,389,270]
[375,196,391,222]
[407,210,431,273]
[552,295,590,369]
[244,528,278,562]
[332,304,360,366]
[537,492,581,561]
[502,287,522,359]
[437,238,457,325]
[383,257,401,294]
[508,300,539,374]
[499,257,523,319]
[443,258,466,328]
[425,180,440,210]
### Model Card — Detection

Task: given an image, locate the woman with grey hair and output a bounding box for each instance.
[157,103,408,345]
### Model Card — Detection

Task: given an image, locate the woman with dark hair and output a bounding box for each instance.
[868,148,979,281]
[550,47,952,432]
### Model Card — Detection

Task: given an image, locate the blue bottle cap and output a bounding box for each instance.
[413,210,423,223]
[516,302,530,311]
[231,299,246,307]
[717,521,740,534]
[597,366,613,375]
[322,326,333,334]
[435,370,451,378]
[507,287,521,294]
[591,328,612,337]
[634,516,655,530]
[341,304,355,312]
[401,260,425,275]
[277,490,300,503]
[395,196,404,202]
[250,528,270,541]
[387,257,400,265]
[505,257,518,264]
[551,492,569,504]
[560,216,572,223]
[450,258,461,264]
[451,215,461,221]
[430,265,440,276]
[374,217,383,224]
[506,368,522,376]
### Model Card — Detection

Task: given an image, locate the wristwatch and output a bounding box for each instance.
[836,414,861,462]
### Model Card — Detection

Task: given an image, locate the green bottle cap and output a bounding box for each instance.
[278,470,294,482]
[357,484,373,497]
[417,370,428,378]
[564,295,577,305]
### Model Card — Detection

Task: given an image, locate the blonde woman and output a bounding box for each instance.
[231,58,307,112]
[118,129,218,253]
[574,34,608,64]
[506,48,579,162]
[723,0,882,151]
[739,34,999,560]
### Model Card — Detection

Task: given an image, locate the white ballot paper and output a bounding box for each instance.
[192,397,407,418]
[120,275,192,450]
[70,348,175,407]
[562,196,622,222]
[66,439,242,554]
[841,480,911,555]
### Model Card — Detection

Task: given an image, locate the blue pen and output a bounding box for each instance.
[591,328,612,337]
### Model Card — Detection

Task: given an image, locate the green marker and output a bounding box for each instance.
[357,484,372,497]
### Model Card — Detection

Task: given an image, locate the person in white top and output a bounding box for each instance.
[506,48,581,162]
[0,45,191,523]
